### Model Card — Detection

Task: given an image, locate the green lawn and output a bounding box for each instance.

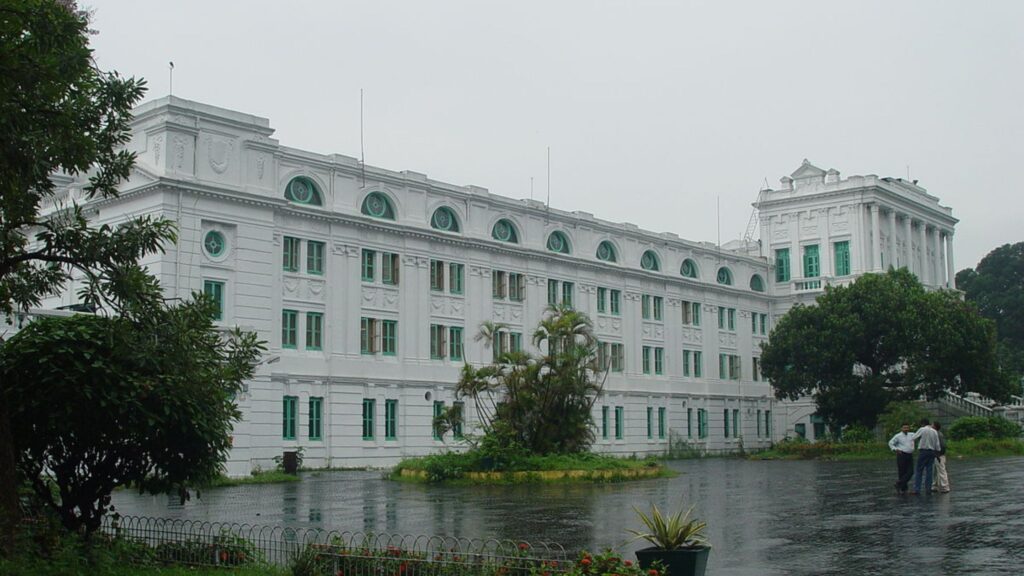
[752,438,1024,461]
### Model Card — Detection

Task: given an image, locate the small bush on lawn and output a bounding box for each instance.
[948,416,1022,441]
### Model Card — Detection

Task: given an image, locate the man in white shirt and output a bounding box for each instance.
[911,418,941,495]
[888,423,915,494]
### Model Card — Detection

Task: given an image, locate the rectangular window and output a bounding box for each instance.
[602,406,609,439]
[834,241,851,276]
[683,350,692,377]
[362,398,375,440]
[658,407,666,439]
[732,409,740,439]
[283,236,300,272]
[452,401,464,439]
[282,396,297,439]
[449,263,464,294]
[597,342,609,370]
[360,317,377,354]
[803,244,820,278]
[682,300,693,325]
[757,409,763,438]
[509,272,525,302]
[611,343,625,372]
[642,295,651,319]
[752,357,760,382]
[760,313,768,335]
[597,287,607,313]
[547,279,558,305]
[610,290,621,315]
[493,271,507,299]
[728,308,736,331]
[653,296,664,321]
[775,248,791,282]
[449,327,464,361]
[614,406,624,439]
[282,309,298,349]
[765,410,772,438]
[382,252,400,285]
[692,302,701,326]
[430,260,445,291]
[307,240,325,275]
[752,313,758,334]
[361,249,376,281]
[309,397,323,440]
[654,347,664,375]
[430,324,446,359]
[509,332,523,353]
[561,281,574,307]
[493,330,506,361]
[687,407,693,438]
[698,408,708,439]
[718,306,726,330]
[433,401,444,440]
[306,312,323,350]
[203,280,224,321]
[647,407,653,439]
[724,408,730,438]
[385,399,398,440]
[694,351,703,377]
[642,346,652,374]
[381,320,398,355]
[719,354,727,379]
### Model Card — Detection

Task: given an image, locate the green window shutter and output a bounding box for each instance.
[360,317,374,354]
[307,241,324,274]
[719,354,727,379]
[718,307,725,329]
[694,351,703,377]
[602,406,609,439]
[449,263,464,294]
[654,348,664,375]
[361,249,376,281]
[765,410,771,437]
[597,287,607,313]
[692,303,701,326]
[653,297,663,321]
[658,407,666,439]
[433,401,445,440]
[647,407,653,439]
[724,409,730,438]
[309,397,322,440]
[615,406,624,439]
[733,409,740,438]
[728,308,735,331]
[610,290,621,315]
[283,237,300,272]
[382,320,397,355]
[452,402,464,439]
[642,295,650,319]
[642,346,651,374]
[430,324,444,359]
[203,280,224,321]
[449,327,463,361]
[382,252,399,285]
[306,312,323,350]
[834,241,851,276]
[282,310,298,348]
[430,260,444,291]
[775,248,790,282]
[562,281,574,307]
[547,279,558,305]
[803,244,820,278]
[282,396,297,439]
[385,399,398,440]
[683,350,691,376]
[362,398,375,440]
[687,408,693,438]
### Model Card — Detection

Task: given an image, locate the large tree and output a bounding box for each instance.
[956,242,1024,388]
[0,298,263,534]
[760,269,1014,430]
[1,0,173,547]
[453,304,605,454]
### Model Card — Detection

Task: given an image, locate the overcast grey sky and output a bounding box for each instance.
[87,0,1023,271]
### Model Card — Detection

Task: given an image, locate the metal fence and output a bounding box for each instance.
[101,515,573,574]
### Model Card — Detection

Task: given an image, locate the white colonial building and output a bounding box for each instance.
[42,97,957,475]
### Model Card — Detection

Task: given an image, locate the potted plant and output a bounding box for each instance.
[628,504,710,576]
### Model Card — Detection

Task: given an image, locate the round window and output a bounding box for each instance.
[494,220,512,241]
[432,208,453,230]
[547,233,565,253]
[597,242,612,261]
[289,178,313,203]
[204,231,226,258]
[366,193,387,217]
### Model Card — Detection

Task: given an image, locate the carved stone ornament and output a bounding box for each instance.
[718,333,737,347]
[172,136,186,170]
[207,137,234,174]
[283,277,299,296]
[256,154,266,180]
[153,136,163,165]
[307,280,325,300]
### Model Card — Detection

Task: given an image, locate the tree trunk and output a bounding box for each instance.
[0,401,18,556]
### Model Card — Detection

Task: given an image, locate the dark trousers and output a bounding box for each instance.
[895,451,914,492]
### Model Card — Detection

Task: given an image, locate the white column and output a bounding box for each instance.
[903,215,913,271]
[945,232,955,288]
[821,208,832,278]
[792,212,803,280]
[918,223,929,284]
[870,205,881,271]
[887,209,897,270]
[931,227,943,287]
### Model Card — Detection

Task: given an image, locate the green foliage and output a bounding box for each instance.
[0,299,264,534]
[840,425,876,444]
[957,242,1024,384]
[755,437,1024,460]
[948,416,1023,440]
[393,451,661,482]
[761,269,1012,430]
[454,304,604,455]
[628,504,708,550]
[203,471,301,488]
[877,401,935,439]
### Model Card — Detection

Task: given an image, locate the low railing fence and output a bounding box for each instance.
[939,392,993,417]
[101,515,574,574]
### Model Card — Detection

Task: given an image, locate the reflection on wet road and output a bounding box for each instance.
[113,457,1024,575]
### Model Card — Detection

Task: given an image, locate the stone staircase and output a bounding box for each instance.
[931,392,1024,431]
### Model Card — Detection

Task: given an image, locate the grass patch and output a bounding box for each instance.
[392,450,668,483]
[752,438,1024,461]
[202,470,301,488]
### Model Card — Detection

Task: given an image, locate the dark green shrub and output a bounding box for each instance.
[840,425,876,443]
[948,416,1022,440]
[878,401,934,439]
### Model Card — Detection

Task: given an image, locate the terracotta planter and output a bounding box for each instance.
[635,546,710,576]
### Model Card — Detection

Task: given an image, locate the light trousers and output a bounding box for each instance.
[933,454,950,492]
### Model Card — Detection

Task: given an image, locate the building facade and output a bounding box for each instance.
[43,98,956,475]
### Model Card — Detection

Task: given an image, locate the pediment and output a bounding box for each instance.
[790,159,826,180]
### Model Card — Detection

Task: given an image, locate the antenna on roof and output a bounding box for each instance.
[742,180,769,243]
[168,62,174,96]
[530,176,534,201]
[717,195,721,254]
[360,88,366,188]
[546,146,551,210]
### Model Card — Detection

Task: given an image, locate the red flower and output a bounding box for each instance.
[624,560,633,567]
[648,570,659,576]
[519,542,529,551]
[581,558,592,567]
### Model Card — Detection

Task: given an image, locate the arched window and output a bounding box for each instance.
[491,219,519,243]
[547,231,571,254]
[361,192,396,220]
[680,258,699,279]
[641,250,660,271]
[203,230,226,258]
[596,240,617,262]
[750,274,765,292]
[717,267,733,286]
[284,176,323,206]
[430,206,460,232]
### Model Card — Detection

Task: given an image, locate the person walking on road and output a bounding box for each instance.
[888,423,915,494]
[910,418,941,495]
[932,421,951,493]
